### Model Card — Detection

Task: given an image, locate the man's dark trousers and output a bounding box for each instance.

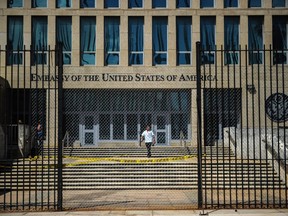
[145,142,152,157]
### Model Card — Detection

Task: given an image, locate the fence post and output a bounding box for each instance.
[196,41,203,209]
[57,43,64,211]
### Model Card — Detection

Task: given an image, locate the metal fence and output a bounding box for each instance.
[196,42,288,208]
[0,43,287,211]
[0,46,63,211]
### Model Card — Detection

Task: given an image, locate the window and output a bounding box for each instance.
[8,0,22,7]
[104,17,120,65]
[32,16,47,64]
[7,16,23,65]
[152,17,168,65]
[200,16,215,64]
[32,0,47,7]
[64,89,190,142]
[248,0,261,7]
[56,16,72,64]
[176,16,192,65]
[56,0,71,8]
[128,17,144,65]
[272,0,287,7]
[104,0,119,8]
[113,114,124,140]
[80,17,96,65]
[176,0,190,8]
[224,16,239,64]
[152,0,166,8]
[128,0,143,8]
[248,16,263,64]
[171,114,189,139]
[200,0,214,8]
[99,114,110,139]
[80,0,95,8]
[273,16,288,64]
[224,0,238,8]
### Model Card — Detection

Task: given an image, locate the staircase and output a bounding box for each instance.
[0,147,286,191]
[42,146,232,158]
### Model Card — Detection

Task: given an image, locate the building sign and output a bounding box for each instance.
[265,93,288,122]
[30,73,217,82]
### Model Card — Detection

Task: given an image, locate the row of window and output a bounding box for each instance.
[6,15,288,66]
[8,0,288,9]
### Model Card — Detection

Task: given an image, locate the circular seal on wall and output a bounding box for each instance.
[265,93,288,122]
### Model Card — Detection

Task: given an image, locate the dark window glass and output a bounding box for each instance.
[113,114,124,140]
[127,114,138,140]
[104,0,119,8]
[80,16,96,65]
[272,0,286,7]
[176,16,192,65]
[56,16,72,64]
[8,0,22,8]
[273,16,288,64]
[200,16,215,64]
[56,0,71,8]
[171,114,188,139]
[224,0,238,7]
[104,17,120,65]
[7,16,23,65]
[176,0,190,8]
[32,16,47,64]
[129,16,144,65]
[224,16,239,64]
[152,17,168,65]
[32,0,47,7]
[248,0,261,7]
[200,0,214,8]
[80,0,95,8]
[152,0,166,8]
[128,0,143,8]
[248,16,263,64]
[99,114,110,140]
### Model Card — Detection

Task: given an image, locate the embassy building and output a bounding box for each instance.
[0,0,287,154]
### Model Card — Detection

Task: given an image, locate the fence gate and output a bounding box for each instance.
[0,46,63,211]
[196,42,288,209]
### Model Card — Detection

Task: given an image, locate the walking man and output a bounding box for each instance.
[141,125,156,158]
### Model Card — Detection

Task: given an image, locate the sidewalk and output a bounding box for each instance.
[1,209,288,216]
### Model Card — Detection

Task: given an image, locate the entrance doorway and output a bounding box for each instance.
[154,114,169,145]
[79,115,97,146]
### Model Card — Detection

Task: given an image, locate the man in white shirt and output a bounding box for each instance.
[141,125,156,158]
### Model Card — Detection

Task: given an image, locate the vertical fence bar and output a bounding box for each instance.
[28,46,33,210]
[221,46,225,207]
[263,45,269,207]
[269,45,275,207]
[209,46,213,208]
[21,46,26,210]
[239,45,244,209]
[257,46,263,207]
[196,41,203,209]
[227,47,231,208]
[9,47,13,210]
[54,46,57,210]
[282,48,287,208]
[57,43,64,211]
[215,47,220,208]
[231,48,236,208]
[47,45,51,209]
[275,48,281,207]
